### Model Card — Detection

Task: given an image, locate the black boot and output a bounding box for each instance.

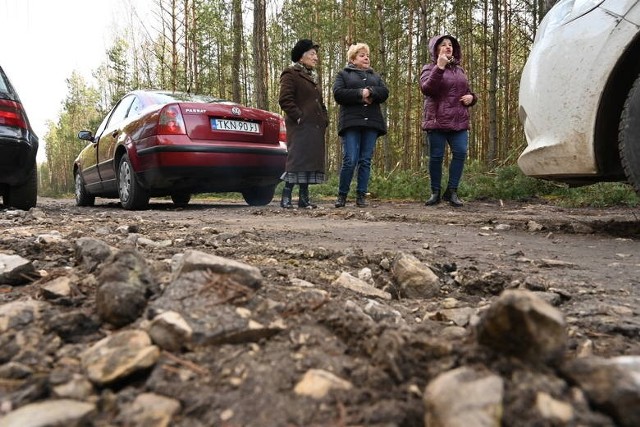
[356,192,367,207]
[280,184,293,209]
[335,193,347,208]
[298,185,317,208]
[443,188,463,207]
[425,190,441,206]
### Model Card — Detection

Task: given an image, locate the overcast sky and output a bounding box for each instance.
[0,0,152,162]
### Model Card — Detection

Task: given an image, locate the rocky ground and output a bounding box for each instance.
[0,196,639,427]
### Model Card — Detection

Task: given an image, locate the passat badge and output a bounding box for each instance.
[231,107,241,116]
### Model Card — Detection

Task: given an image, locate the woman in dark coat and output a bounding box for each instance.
[333,43,389,208]
[420,34,477,207]
[278,39,328,209]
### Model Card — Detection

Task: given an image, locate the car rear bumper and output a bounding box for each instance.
[0,133,38,185]
[133,144,287,193]
[138,165,284,194]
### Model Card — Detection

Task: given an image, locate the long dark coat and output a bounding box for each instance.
[278,64,328,173]
[333,65,389,136]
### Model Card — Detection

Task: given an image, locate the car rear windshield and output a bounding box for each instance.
[0,74,8,94]
[150,91,226,104]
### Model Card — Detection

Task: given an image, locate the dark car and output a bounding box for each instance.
[0,65,39,210]
[74,90,288,210]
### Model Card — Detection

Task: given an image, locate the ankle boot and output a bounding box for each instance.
[443,188,463,207]
[425,190,441,206]
[280,186,293,208]
[298,186,317,208]
[356,192,367,207]
[335,193,347,208]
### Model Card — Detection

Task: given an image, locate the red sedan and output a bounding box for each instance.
[74,90,287,210]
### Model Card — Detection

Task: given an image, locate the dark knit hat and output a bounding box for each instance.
[291,39,319,62]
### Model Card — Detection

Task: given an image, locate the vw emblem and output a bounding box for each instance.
[231,107,241,116]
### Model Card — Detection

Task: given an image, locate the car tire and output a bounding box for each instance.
[619,74,640,196]
[75,172,95,207]
[242,184,276,206]
[117,155,149,210]
[171,193,191,207]
[6,163,37,210]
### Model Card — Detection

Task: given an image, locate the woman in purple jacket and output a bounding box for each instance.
[420,34,477,207]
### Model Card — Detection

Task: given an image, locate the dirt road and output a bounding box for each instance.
[1,196,639,426]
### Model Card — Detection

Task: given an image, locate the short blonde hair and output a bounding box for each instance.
[347,43,370,62]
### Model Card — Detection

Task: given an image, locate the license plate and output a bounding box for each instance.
[211,118,260,133]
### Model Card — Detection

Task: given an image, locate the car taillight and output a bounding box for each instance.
[279,117,287,142]
[0,99,28,130]
[158,104,186,135]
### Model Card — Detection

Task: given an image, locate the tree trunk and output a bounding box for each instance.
[375,0,390,172]
[253,0,268,109]
[487,0,500,167]
[231,0,242,103]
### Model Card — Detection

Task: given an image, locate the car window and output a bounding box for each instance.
[93,113,111,140]
[106,95,135,129]
[0,68,11,95]
[128,96,145,117]
[149,91,225,104]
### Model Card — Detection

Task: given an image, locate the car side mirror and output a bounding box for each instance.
[78,130,95,142]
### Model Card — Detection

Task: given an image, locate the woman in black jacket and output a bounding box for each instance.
[333,43,389,207]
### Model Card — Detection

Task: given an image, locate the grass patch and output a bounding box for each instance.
[309,163,640,207]
[50,163,640,208]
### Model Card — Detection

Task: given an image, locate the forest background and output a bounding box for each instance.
[41,0,637,206]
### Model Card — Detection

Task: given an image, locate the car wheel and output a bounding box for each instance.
[75,172,95,207]
[619,74,640,196]
[7,164,37,210]
[171,193,191,207]
[242,184,276,206]
[117,155,149,210]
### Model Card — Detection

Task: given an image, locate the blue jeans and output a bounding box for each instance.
[427,130,468,191]
[338,128,378,195]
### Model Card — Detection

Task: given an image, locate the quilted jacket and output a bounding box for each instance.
[419,34,477,131]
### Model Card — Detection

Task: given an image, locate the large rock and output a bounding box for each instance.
[476,289,567,363]
[151,252,282,346]
[332,272,391,300]
[172,250,262,289]
[0,300,44,334]
[117,393,181,427]
[424,366,504,427]
[147,311,193,351]
[74,237,114,273]
[81,330,160,386]
[294,369,353,399]
[392,252,440,298]
[561,356,640,427]
[0,399,95,427]
[0,254,37,286]
[95,249,157,327]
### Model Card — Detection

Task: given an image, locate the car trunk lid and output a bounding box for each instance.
[178,102,281,144]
